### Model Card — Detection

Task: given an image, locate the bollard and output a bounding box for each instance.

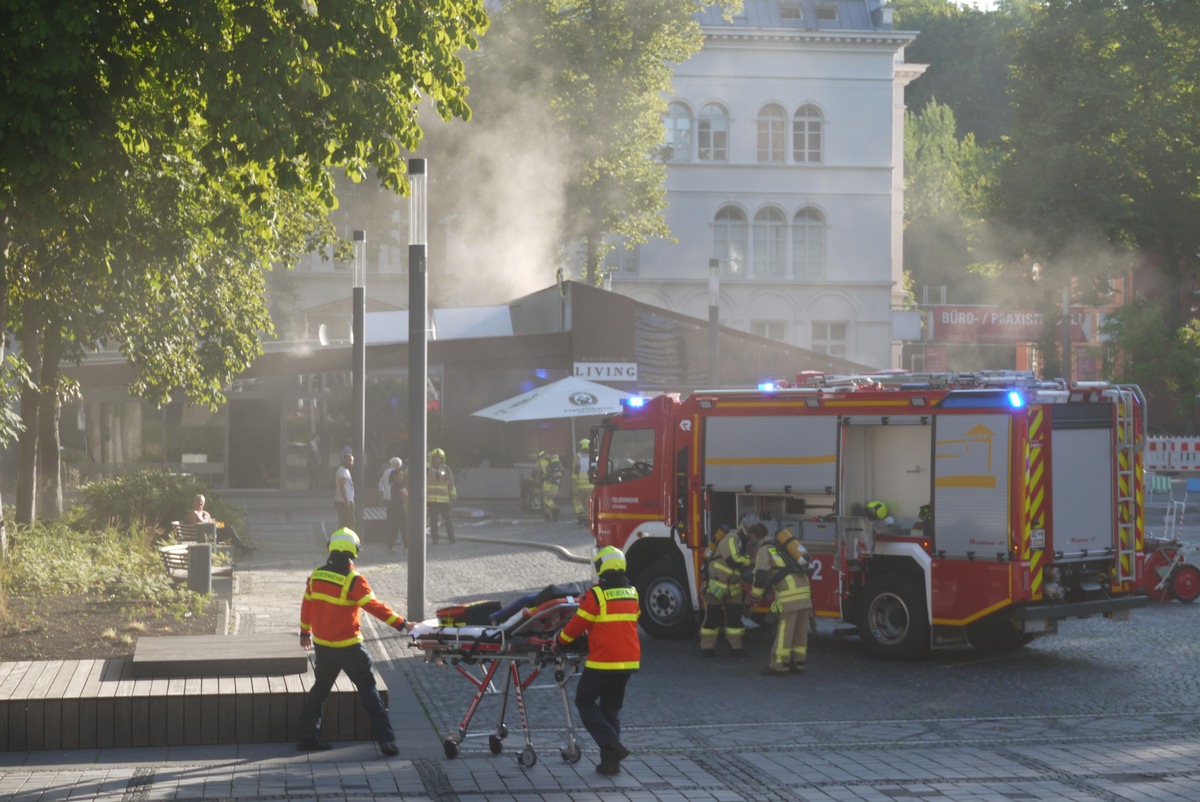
[187,543,212,595]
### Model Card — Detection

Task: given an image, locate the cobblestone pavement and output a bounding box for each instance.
[3,492,1200,801]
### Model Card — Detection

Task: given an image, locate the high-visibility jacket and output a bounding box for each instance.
[428,463,456,504]
[750,545,812,611]
[573,449,593,490]
[704,531,751,598]
[557,578,641,670]
[300,562,405,648]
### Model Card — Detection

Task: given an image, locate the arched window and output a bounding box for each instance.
[698,103,729,162]
[665,102,693,162]
[753,207,787,278]
[793,105,823,163]
[713,206,747,276]
[756,104,786,163]
[792,207,826,278]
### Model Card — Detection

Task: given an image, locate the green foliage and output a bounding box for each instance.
[1101,296,1200,422]
[79,471,246,535]
[2,518,209,617]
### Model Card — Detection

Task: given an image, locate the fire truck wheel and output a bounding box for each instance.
[1171,564,1200,603]
[635,558,698,639]
[857,574,929,660]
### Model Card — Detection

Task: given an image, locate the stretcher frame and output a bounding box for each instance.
[409,595,585,767]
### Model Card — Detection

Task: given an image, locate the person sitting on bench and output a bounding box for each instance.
[188,494,256,556]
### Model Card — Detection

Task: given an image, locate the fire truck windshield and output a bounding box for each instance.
[601,427,656,483]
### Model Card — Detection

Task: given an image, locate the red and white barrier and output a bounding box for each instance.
[1146,437,1200,474]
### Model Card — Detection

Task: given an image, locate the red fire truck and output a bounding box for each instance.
[587,372,1148,658]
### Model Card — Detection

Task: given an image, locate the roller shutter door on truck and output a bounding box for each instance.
[704,415,837,493]
[933,414,1011,560]
[1049,405,1115,560]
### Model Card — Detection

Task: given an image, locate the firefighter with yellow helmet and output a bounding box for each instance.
[749,522,813,675]
[296,528,411,755]
[539,449,564,521]
[572,438,594,526]
[699,522,754,657]
[427,448,457,544]
[555,545,640,775]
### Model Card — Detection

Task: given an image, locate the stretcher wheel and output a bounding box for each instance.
[1144,549,1175,602]
[489,734,504,755]
[560,743,582,763]
[442,738,460,759]
[498,723,508,738]
[518,746,538,768]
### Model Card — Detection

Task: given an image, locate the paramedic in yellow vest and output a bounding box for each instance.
[699,523,754,657]
[749,523,813,675]
[427,448,457,544]
[540,451,564,521]
[572,438,594,526]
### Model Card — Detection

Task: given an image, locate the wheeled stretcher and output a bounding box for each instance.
[409,584,586,767]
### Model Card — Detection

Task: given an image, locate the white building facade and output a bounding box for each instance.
[609,0,924,370]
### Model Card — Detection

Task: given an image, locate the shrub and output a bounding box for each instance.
[79,471,246,537]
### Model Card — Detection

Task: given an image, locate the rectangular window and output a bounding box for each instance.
[751,320,786,341]
[604,244,639,273]
[757,121,785,163]
[812,321,848,357]
[698,120,727,161]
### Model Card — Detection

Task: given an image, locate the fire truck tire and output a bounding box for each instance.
[635,558,698,639]
[856,574,929,660]
[1171,564,1200,603]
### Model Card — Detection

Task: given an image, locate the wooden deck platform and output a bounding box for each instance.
[130,633,310,678]
[0,656,387,751]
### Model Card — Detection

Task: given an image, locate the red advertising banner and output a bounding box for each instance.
[929,306,1088,344]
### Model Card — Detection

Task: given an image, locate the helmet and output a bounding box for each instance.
[579,438,590,450]
[328,527,361,559]
[593,545,627,575]
[430,448,445,458]
[866,500,888,520]
[538,450,547,459]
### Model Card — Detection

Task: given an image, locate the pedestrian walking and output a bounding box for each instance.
[296,528,412,756]
[554,545,640,775]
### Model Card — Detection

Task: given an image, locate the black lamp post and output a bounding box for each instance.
[352,230,366,532]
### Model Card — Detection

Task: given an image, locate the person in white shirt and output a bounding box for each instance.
[334,452,355,528]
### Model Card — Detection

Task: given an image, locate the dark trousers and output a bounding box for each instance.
[387,501,406,549]
[574,667,633,750]
[296,643,393,745]
[429,502,454,541]
[335,501,355,529]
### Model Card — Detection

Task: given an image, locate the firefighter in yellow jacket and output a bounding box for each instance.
[539,451,564,521]
[427,448,457,544]
[749,523,813,675]
[296,528,412,755]
[572,438,593,526]
[699,523,753,657]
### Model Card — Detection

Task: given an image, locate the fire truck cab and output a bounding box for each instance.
[588,372,1148,659]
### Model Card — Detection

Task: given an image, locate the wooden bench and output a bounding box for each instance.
[158,544,233,582]
[0,656,385,750]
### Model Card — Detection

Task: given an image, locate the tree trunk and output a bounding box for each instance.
[15,307,41,524]
[36,324,64,519]
[0,259,7,559]
[585,232,603,287]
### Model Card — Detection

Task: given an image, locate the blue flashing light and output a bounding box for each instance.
[758,381,777,392]
[1008,391,1024,408]
[622,396,646,409]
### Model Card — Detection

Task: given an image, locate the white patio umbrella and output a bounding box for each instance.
[471,376,631,422]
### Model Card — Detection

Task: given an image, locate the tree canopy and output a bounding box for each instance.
[0,0,488,519]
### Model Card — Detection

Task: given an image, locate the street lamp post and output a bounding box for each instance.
[708,258,720,387]
[352,230,366,533]
[407,159,428,623]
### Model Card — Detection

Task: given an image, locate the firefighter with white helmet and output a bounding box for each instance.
[699,522,755,657]
[555,545,640,775]
[572,438,594,526]
[749,523,814,676]
[296,528,412,755]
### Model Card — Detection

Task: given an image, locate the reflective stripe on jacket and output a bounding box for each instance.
[557,583,641,670]
[706,532,751,592]
[750,546,812,610]
[428,464,456,504]
[300,565,404,648]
